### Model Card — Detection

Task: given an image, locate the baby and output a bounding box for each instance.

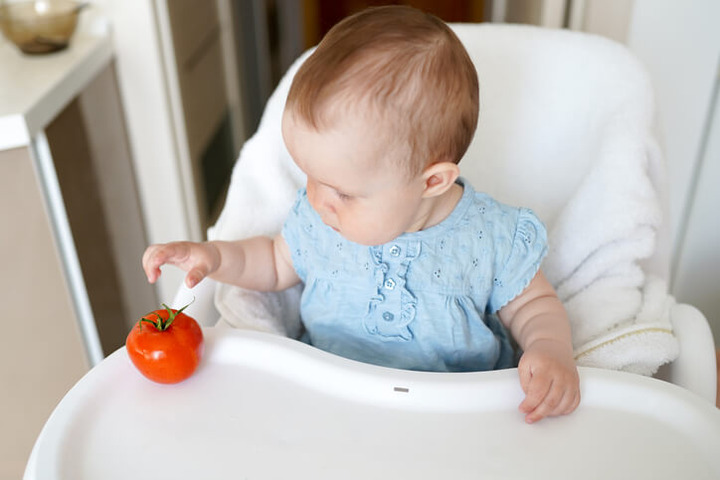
[143,5,580,423]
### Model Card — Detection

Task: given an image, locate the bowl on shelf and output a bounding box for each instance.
[0,1,87,54]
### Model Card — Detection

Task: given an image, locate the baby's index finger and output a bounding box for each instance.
[141,246,160,276]
[150,243,185,265]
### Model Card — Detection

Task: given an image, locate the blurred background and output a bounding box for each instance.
[1,0,718,477]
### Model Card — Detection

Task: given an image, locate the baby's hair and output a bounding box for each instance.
[285,5,479,175]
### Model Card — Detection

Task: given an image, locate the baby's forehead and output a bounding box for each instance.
[284,104,412,168]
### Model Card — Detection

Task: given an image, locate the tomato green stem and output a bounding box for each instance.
[138,299,194,331]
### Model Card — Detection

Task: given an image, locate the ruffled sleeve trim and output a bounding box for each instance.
[488,208,548,313]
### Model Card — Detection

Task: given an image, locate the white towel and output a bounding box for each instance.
[570,276,678,375]
[541,123,679,375]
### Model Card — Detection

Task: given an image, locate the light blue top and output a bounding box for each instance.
[282,178,547,372]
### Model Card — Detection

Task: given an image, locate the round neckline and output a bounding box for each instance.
[395,177,475,242]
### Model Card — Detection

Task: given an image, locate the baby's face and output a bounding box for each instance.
[282,110,428,246]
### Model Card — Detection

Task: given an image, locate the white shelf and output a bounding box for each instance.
[0,30,113,151]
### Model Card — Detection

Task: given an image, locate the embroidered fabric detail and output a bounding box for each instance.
[364,242,421,340]
[488,208,548,312]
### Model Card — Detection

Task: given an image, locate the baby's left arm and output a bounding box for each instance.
[498,271,580,424]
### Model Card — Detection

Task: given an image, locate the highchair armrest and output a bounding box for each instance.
[175,280,717,403]
[655,303,717,404]
[172,278,220,327]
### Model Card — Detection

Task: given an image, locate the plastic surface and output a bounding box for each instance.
[660,303,718,403]
[26,328,720,480]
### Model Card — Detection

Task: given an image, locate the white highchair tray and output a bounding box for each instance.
[26,328,720,479]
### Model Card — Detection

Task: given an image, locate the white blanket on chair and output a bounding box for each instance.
[541,115,679,375]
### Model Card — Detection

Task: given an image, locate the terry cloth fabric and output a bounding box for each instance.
[208,50,310,338]
[209,24,678,375]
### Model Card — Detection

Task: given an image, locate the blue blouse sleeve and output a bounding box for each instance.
[281,188,310,282]
[487,207,548,313]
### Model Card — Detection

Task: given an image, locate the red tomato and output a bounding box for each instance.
[125,303,204,384]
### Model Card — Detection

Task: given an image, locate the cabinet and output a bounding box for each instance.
[0,147,88,480]
[0,30,155,478]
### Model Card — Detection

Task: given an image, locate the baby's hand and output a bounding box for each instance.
[516,340,580,424]
[142,241,220,288]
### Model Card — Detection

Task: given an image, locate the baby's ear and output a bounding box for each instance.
[421,161,460,198]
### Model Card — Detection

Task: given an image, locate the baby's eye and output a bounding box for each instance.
[334,190,352,201]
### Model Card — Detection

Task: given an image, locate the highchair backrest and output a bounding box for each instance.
[453,24,667,277]
[204,23,708,394]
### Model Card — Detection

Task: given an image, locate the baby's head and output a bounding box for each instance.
[282,6,479,245]
[284,5,479,175]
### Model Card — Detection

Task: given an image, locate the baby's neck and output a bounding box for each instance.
[411,182,464,232]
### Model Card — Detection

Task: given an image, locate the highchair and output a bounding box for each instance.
[26,24,719,480]
[182,23,717,402]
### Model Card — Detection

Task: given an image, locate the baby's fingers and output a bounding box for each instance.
[185,266,210,289]
[142,245,163,283]
[517,359,581,423]
[518,367,552,419]
[142,243,190,283]
[523,382,575,424]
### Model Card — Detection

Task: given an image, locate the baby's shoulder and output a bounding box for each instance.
[460,191,520,230]
[448,190,546,250]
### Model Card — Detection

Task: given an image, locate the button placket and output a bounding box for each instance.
[363,241,418,340]
[382,243,404,308]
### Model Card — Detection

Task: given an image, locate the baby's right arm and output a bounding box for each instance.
[142,235,300,292]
